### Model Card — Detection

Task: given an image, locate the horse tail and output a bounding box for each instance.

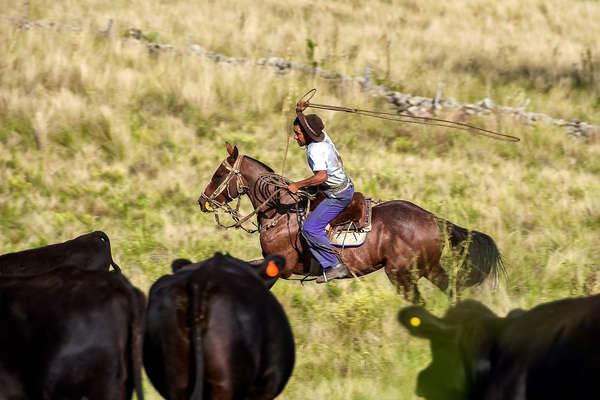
[438,219,505,287]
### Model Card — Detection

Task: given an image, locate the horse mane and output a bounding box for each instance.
[243,155,274,173]
[242,155,299,209]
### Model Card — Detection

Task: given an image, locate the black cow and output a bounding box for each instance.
[144,252,295,400]
[0,231,121,274]
[0,266,145,399]
[399,296,600,400]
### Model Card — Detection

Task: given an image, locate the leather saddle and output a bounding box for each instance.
[309,191,370,228]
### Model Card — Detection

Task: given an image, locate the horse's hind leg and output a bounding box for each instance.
[427,262,449,293]
[384,264,423,305]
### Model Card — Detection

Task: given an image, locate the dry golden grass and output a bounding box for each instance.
[4,0,599,120]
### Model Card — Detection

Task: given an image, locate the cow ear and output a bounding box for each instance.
[398,306,455,340]
[171,258,192,273]
[259,255,285,279]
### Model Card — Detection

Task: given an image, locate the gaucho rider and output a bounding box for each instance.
[287,101,354,283]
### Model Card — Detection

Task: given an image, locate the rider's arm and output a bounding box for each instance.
[287,170,327,194]
[296,101,308,113]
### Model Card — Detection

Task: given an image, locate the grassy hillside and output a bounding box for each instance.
[1,0,599,398]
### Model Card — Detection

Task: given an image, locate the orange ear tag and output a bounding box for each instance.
[265,261,279,277]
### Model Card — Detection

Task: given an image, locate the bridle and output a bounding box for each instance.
[198,153,349,282]
[198,155,261,232]
[199,155,316,234]
[199,154,248,212]
[199,155,288,234]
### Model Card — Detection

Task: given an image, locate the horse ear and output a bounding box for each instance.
[225,142,239,162]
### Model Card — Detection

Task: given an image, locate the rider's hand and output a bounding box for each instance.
[287,182,300,194]
[296,101,308,113]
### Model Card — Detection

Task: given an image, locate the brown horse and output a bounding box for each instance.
[198,143,503,303]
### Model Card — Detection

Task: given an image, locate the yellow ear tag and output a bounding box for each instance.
[205,202,213,211]
[266,261,279,277]
[410,317,421,327]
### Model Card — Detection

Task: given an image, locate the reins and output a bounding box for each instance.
[298,88,520,142]
[201,156,316,234]
[201,155,247,206]
[201,155,360,283]
[198,155,259,233]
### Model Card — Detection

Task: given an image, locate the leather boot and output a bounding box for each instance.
[316,263,349,284]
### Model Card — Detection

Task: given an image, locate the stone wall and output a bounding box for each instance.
[2,8,597,138]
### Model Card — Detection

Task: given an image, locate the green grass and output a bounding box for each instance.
[1,1,600,398]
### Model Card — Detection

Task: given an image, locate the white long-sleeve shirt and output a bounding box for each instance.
[306,131,350,191]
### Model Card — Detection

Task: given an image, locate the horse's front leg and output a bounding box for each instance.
[260,231,303,278]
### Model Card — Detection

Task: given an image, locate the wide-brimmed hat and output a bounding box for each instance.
[296,112,325,142]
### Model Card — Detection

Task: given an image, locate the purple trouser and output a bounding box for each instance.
[301,184,354,269]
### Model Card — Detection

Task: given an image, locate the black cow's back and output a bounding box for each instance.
[486,295,600,400]
[400,295,600,400]
[144,270,194,398]
[195,263,295,398]
[144,253,295,400]
[0,267,144,400]
[0,231,120,274]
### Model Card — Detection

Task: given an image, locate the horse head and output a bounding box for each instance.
[198,143,248,212]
